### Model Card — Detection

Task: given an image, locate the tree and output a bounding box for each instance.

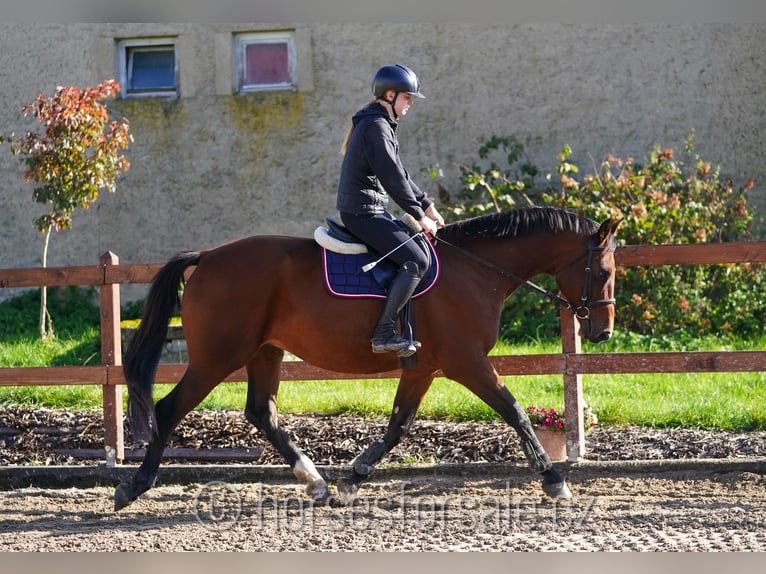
[1,79,132,338]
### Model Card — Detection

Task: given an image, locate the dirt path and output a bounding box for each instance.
[1,467,764,551]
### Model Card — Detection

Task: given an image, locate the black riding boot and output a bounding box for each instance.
[371,261,422,356]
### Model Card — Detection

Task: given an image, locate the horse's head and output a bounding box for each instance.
[555,217,622,343]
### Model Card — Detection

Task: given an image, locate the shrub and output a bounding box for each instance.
[425,135,539,218]
[425,136,560,340]
[0,287,100,339]
[428,132,765,340]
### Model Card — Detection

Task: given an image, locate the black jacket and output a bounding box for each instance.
[336,102,433,220]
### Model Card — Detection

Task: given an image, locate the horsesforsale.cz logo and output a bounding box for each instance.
[193,480,242,531]
[191,480,598,533]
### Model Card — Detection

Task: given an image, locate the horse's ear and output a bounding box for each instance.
[597,217,623,246]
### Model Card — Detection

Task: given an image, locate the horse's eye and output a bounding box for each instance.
[599,269,610,281]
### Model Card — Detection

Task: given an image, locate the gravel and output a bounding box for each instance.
[1,406,765,467]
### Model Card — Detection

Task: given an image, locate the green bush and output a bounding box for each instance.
[121,298,145,321]
[427,132,765,340]
[425,135,539,217]
[0,287,149,338]
[425,136,561,340]
[0,287,102,368]
[0,287,100,339]
[0,288,149,368]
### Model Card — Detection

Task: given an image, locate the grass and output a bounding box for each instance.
[0,288,764,430]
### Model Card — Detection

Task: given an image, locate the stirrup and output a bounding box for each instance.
[397,339,422,358]
[371,333,420,355]
[396,341,420,358]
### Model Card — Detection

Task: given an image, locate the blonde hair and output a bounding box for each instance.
[340,125,354,155]
[340,99,378,155]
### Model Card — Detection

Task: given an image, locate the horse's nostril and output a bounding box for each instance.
[595,331,612,343]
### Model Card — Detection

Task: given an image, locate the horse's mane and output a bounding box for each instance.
[437,206,598,244]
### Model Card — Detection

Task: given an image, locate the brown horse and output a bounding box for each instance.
[114,206,621,511]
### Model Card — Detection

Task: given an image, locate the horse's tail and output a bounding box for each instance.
[123,251,201,442]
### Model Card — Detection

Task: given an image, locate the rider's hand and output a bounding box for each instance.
[419,216,438,238]
[425,205,445,228]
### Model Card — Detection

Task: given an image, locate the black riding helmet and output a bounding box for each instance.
[371,64,426,99]
[371,64,425,117]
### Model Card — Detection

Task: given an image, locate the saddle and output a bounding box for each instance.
[313,216,440,368]
[314,216,439,299]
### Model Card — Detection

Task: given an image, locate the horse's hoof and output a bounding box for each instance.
[306,479,330,504]
[114,477,155,511]
[114,483,135,512]
[542,480,572,500]
[335,477,360,504]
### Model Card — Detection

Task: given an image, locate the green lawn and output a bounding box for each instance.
[1,333,763,430]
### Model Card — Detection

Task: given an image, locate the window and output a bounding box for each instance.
[235,32,297,93]
[117,38,178,98]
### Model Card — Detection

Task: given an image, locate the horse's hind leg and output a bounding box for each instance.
[243,344,330,503]
[115,367,224,511]
[337,370,435,500]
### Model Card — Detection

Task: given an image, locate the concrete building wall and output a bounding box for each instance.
[1,23,764,285]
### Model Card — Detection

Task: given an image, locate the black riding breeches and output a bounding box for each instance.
[340,211,430,276]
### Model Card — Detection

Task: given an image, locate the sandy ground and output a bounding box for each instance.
[1,466,764,551]
[3,407,765,551]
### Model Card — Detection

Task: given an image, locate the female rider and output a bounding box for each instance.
[336,64,445,356]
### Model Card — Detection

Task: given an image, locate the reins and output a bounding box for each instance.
[434,234,615,318]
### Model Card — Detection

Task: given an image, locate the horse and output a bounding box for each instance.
[114,206,621,511]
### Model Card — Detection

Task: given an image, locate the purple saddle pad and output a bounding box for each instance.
[322,242,439,299]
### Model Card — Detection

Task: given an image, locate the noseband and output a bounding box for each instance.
[435,235,616,317]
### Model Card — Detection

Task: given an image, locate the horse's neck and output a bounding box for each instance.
[479,234,575,279]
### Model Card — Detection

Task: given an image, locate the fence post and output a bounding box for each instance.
[560,308,584,461]
[99,251,124,466]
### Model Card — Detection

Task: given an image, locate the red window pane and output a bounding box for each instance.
[245,43,289,85]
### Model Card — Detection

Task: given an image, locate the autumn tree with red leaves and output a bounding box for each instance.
[1,79,132,338]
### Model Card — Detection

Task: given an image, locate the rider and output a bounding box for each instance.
[336,64,445,356]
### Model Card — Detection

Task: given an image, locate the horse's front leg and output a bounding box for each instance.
[446,360,571,500]
[502,394,572,499]
[337,371,435,501]
[244,345,330,503]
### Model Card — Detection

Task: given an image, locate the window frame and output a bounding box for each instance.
[235,31,297,94]
[117,37,179,98]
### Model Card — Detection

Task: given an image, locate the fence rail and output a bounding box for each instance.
[1,241,765,466]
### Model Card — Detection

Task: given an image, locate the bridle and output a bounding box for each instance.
[554,236,617,320]
[434,234,616,319]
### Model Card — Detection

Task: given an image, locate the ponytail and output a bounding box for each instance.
[340,99,377,155]
[340,125,354,155]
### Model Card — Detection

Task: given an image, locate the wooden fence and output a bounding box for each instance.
[1,241,765,466]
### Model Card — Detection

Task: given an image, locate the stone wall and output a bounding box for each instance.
[1,23,764,298]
